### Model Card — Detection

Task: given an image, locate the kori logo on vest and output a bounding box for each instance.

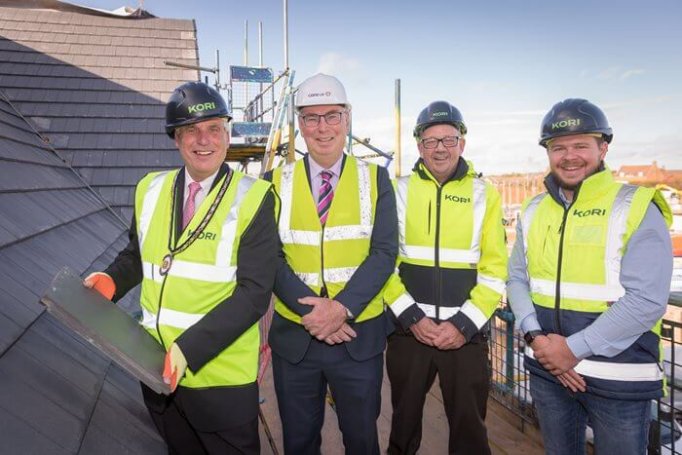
[444,194,471,203]
[573,208,606,218]
[187,229,217,240]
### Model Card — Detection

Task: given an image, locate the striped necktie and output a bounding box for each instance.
[317,170,333,225]
[182,181,202,230]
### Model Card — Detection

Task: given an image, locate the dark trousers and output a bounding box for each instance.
[272,340,383,455]
[142,384,260,455]
[386,333,491,455]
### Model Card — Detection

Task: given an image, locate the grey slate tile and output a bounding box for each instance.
[0,311,23,354]
[0,409,71,455]
[0,263,44,327]
[15,322,104,400]
[84,379,166,455]
[0,342,89,453]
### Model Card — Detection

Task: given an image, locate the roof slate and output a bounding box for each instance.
[0,4,198,217]
[0,2,201,453]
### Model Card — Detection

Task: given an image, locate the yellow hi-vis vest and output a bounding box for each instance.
[271,156,383,323]
[522,169,672,396]
[384,162,507,327]
[135,168,271,388]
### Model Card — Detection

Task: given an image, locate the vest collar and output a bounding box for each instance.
[174,163,231,240]
[413,157,470,184]
[544,162,612,205]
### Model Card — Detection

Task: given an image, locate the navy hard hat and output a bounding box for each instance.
[165,81,231,138]
[539,98,613,147]
[413,101,467,138]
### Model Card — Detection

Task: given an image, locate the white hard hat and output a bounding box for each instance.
[295,73,350,111]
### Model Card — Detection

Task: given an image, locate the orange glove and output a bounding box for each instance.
[83,272,116,300]
[162,343,188,393]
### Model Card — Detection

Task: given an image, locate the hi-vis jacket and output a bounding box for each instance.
[521,168,672,399]
[270,155,384,324]
[135,168,271,389]
[384,159,508,342]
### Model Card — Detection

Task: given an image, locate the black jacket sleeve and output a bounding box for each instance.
[335,166,398,317]
[105,214,143,302]
[176,190,278,372]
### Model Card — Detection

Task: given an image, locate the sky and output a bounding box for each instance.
[81,0,682,177]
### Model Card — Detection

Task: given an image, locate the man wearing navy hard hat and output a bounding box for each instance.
[84,81,278,454]
[508,98,673,454]
[383,100,507,454]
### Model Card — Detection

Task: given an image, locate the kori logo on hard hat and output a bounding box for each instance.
[307,91,332,98]
[188,102,216,113]
[551,118,581,130]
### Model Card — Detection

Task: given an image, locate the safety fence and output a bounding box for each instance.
[488,293,682,455]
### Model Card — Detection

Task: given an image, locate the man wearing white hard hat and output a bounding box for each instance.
[265,73,398,454]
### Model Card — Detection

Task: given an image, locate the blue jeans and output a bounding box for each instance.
[529,374,650,455]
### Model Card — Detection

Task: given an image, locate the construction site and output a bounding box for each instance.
[1,1,681,454]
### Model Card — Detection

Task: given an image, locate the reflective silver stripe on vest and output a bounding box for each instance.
[141,307,205,330]
[478,273,506,294]
[460,299,489,328]
[143,260,237,283]
[324,266,358,283]
[280,225,373,245]
[396,175,485,264]
[294,266,359,287]
[324,225,372,241]
[470,179,487,255]
[138,171,171,249]
[520,193,547,256]
[417,303,460,319]
[396,176,410,258]
[356,161,373,227]
[402,245,480,264]
[389,292,415,317]
[295,272,319,287]
[138,172,255,285]
[278,163,297,239]
[525,346,662,382]
[529,278,625,302]
[278,160,373,245]
[604,185,637,296]
[215,175,259,267]
[280,230,320,245]
[526,186,634,301]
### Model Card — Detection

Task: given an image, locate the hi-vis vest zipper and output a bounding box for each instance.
[272,156,384,323]
[135,169,270,388]
[521,169,672,399]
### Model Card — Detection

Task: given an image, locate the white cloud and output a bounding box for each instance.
[620,68,645,80]
[316,52,363,80]
[580,67,646,81]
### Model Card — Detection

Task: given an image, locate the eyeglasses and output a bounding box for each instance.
[420,136,461,149]
[300,111,346,127]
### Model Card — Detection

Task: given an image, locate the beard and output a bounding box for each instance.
[550,159,604,192]
[551,173,579,192]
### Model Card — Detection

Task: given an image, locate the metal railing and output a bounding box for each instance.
[488,292,682,454]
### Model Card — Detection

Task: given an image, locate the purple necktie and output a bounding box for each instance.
[317,171,334,225]
[182,181,202,230]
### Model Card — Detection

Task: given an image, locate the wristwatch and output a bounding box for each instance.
[344,306,354,321]
[523,330,546,346]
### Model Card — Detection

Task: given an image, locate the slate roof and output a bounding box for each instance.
[0,2,200,453]
[0,0,198,220]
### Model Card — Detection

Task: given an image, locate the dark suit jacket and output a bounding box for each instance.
[265,154,398,364]
[105,163,278,430]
